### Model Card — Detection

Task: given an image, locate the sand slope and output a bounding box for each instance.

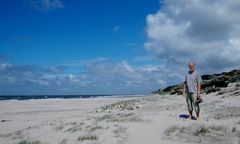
[0,83,240,144]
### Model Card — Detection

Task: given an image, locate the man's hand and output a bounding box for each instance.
[182,92,186,97]
[197,91,201,98]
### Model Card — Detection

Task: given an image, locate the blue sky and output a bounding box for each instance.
[1,0,240,95]
[0,0,159,65]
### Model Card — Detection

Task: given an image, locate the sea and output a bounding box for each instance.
[0,95,114,101]
[0,94,147,101]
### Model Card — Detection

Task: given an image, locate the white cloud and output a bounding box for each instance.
[0,63,12,71]
[133,55,156,62]
[145,0,240,75]
[28,79,49,86]
[27,0,64,12]
[46,65,65,74]
[0,57,169,94]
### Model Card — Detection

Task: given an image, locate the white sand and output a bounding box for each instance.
[1,84,240,144]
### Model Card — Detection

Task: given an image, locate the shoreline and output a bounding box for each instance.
[0,94,152,101]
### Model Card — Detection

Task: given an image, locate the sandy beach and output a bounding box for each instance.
[1,83,240,144]
[1,0,240,143]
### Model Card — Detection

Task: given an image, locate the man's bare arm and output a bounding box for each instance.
[183,83,186,96]
[197,81,201,96]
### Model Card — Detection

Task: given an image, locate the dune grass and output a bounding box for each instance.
[77,134,98,141]
[59,139,67,144]
[18,139,42,144]
[164,124,240,144]
[95,112,143,122]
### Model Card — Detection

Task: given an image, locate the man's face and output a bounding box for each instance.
[189,63,195,71]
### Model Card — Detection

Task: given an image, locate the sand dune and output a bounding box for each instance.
[0,83,240,144]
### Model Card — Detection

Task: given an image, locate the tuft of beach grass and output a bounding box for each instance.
[17,139,42,144]
[77,134,98,141]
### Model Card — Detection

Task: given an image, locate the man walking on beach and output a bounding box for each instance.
[183,62,202,120]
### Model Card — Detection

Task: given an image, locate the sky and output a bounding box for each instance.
[1,0,240,95]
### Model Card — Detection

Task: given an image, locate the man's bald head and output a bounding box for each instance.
[188,62,196,72]
[189,62,195,66]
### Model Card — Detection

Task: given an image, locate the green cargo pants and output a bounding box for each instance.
[186,92,200,113]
